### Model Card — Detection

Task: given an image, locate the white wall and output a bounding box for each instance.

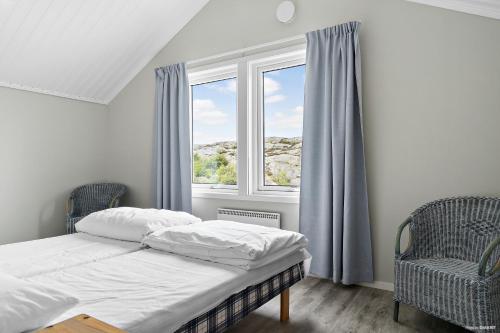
[0,87,108,244]
[106,0,500,284]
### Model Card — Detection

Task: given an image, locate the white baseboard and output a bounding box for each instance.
[357,280,394,292]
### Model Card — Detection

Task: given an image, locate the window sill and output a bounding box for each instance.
[192,190,300,204]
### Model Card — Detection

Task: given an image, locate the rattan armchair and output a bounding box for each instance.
[66,183,127,234]
[394,197,500,332]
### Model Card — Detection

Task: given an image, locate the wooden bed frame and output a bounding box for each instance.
[38,314,125,333]
[280,288,290,322]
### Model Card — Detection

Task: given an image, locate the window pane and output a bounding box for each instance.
[263,65,305,188]
[192,77,238,186]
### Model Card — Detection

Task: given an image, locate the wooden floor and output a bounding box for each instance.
[228,277,468,333]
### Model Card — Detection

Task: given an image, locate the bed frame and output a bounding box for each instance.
[39,262,304,333]
[174,262,304,333]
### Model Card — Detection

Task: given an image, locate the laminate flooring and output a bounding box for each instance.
[228,277,468,333]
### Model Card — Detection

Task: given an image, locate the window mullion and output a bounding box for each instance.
[236,60,249,197]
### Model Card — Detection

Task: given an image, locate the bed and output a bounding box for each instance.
[0,209,309,333]
[0,207,202,279]
[27,248,307,333]
[0,233,143,278]
[175,263,303,333]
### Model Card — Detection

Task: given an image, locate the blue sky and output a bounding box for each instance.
[192,78,238,144]
[192,65,305,144]
[263,65,305,138]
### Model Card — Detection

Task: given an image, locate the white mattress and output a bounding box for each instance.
[28,248,309,333]
[0,233,143,278]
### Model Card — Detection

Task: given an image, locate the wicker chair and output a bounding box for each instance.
[394,197,500,332]
[66,183,127,234]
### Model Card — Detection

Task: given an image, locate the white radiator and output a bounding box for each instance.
[217,208,281,229]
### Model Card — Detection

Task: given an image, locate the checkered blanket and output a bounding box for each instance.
[175,262,304,333]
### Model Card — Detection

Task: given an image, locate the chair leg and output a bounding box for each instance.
[393,301,399,322]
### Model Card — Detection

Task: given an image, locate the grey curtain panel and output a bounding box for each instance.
[299,22,373,284]
[154,63,192,213]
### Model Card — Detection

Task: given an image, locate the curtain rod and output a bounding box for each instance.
[180,21,361,68]
[186,34,306,67]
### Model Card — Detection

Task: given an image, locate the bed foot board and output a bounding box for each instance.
[280,288,290,322]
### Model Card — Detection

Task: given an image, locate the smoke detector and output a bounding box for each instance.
[276,1,296,24]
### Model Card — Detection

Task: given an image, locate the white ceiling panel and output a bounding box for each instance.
[0,0,210,104]
[406,0,500,20]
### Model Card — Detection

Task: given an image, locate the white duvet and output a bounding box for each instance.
[0,233,143,278]
[0,272,78,333]
[30,248,309,333]
[144,220,308,269]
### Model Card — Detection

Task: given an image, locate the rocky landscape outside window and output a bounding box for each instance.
[191,77,238,188]
[262,65,305,189]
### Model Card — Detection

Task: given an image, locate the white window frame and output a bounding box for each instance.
[188,44,305,203]
[189,63,239,193]
[249,51,306,195]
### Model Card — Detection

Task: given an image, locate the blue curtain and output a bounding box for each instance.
[299,22,373,284]
[154,63,192,212]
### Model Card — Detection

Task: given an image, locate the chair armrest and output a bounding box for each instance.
[395,217,412,256]
[478,236,500,277]
[108,196,121,208]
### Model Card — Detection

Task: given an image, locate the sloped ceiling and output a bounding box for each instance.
[0,0,209,104]
[406,0,500,20]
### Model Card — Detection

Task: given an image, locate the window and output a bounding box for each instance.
[189,47,306,202]
[190,66,238,189]
[261,64,305,191]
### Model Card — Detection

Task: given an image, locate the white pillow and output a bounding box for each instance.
[75,207,202,242]
[0,273,78,332]
[144,220,308,266]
